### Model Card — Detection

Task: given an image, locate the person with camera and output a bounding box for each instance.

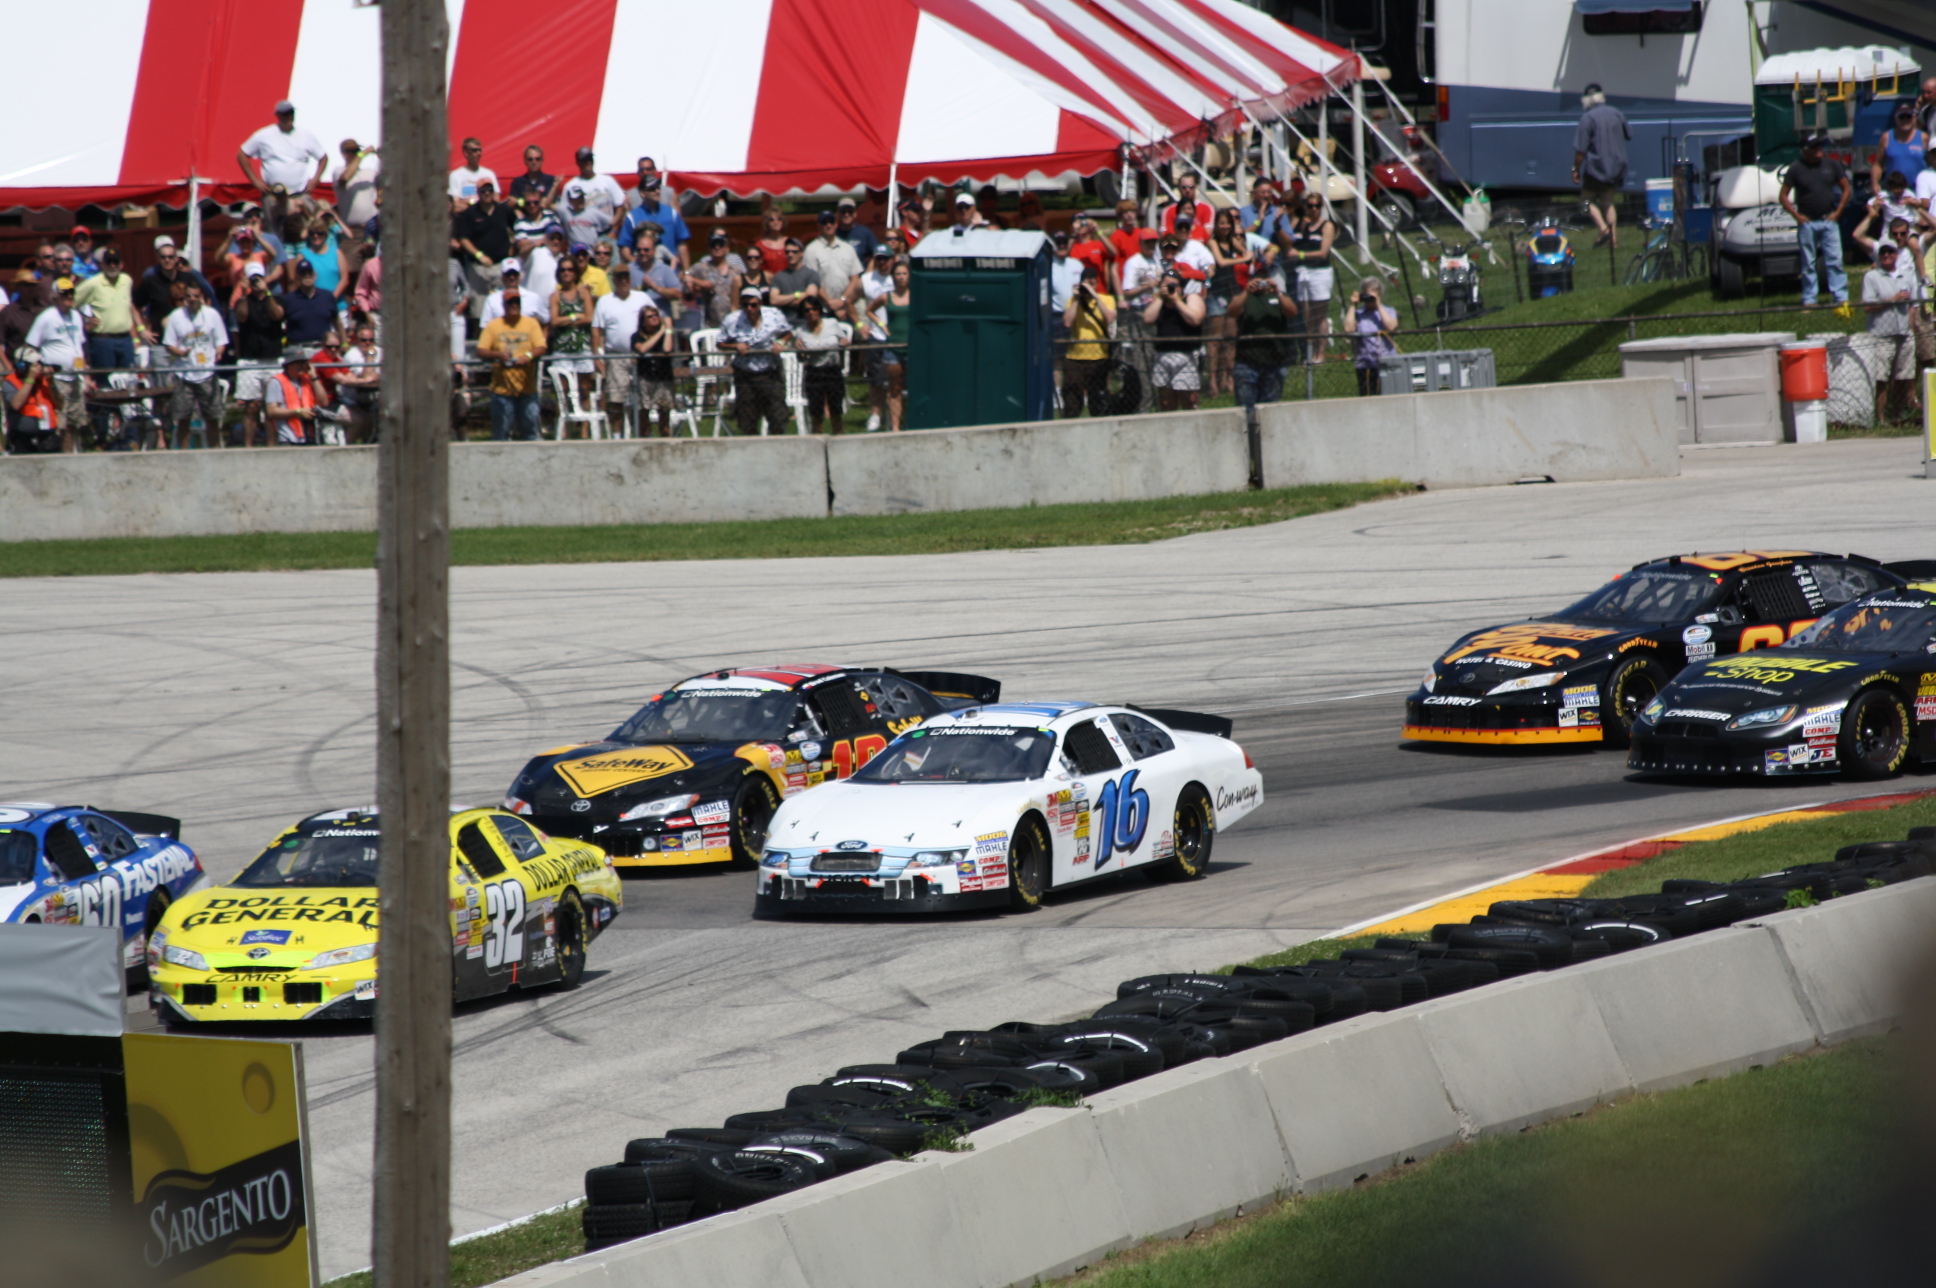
[719,285,793,435]
[1227,272,1297,412]
[4,347,64,454]
[1061,263,1117,417]
[1348,278,1400,397]
[161,281,230,449]
[1141,256,1206,411]
[231,263,286,447]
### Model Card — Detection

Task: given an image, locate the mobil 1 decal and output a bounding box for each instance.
[1093,769,1150,870]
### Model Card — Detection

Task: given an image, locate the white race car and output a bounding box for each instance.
[755,702,1264,914]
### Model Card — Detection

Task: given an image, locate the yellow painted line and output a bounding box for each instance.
[1356,873,1599,937]
[1401,725,1603,746]
[1656,809,1836,843]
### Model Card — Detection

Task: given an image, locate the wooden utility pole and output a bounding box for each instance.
[374,0,453,1283]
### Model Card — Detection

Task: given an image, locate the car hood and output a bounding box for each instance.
[768,780,1034,852]
[511,739,786,816]
[1653,652,1886,716]
[1428,618,1638,694]
[158,884,381,968]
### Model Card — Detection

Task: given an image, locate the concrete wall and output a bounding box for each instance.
[1258,376,1679,489]
[491,877,1935,1288]
[0,378,1677,542]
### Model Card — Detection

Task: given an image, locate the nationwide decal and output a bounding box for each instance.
[1443,622,1618,666]
[555,746,696,796]
[1682,625,1713,645]
[140,1139,307,1275]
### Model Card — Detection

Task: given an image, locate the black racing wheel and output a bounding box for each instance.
[1146,783,1214,882]
[1601,655,1668,749]
[554,889,587,989]
[1006,816,1050,911]
[1840,688,1910,779]
[730,774,781,866]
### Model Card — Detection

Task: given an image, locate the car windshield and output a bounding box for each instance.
[0,831,35,884]
[853,727,1056,784]
[1556,570,1719,623]
[610,688,804,743]
[1784,600,1936,653]
[232,828,382,888]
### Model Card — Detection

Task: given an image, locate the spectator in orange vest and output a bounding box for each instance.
[264,348,323,445]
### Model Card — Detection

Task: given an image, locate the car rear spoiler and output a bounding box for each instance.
[102,810,182,840]
[1128,706,1234,740]
[895,670,1002,706]
[1882,559,1936,581]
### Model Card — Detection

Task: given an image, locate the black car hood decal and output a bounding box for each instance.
[516,741,772,814]
[1660,652,1881,712]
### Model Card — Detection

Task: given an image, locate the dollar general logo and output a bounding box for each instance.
[556,747,695,796]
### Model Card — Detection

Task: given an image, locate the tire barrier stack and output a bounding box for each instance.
[551,828,1935,1284]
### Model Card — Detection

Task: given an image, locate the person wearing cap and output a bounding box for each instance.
[1142,256,1206,413]
[1047,231,1083,384]
[1873,103,1928,196]
[853,244,897,431]
[1863,238,1924,420]
[770,238,822,326]
[833,197,880,263]
[478,288,547,441]
[0,279,44,367]
[448,137,498,210]
[481,260,549,324]
[592,268,649,427]
[262,348,324,445]
[1113,225,1163,412]
[616,156,691,270]
[161,281,229,451]
[717,285,792,435]
[560,182,616,254]
[1780,133,1852,306]
[134,236,217,338]
[75,246,147,388]
[454,179,516,308]
[629,301,679,437]
[4,346,64,454]
[802,213,863,321]
[278,259,340,349]
[335,320,382,443]
[559,148,628,238]
[238,101,327,220]
[64,229,101,282]
[335,139,382,235]
[1166,216,1216,279]
[794,294,852,435]
[685,232,748,328]
[232,261,287,447]
[23,278,91,451]
[221,226,273,307]
[1571,83,1630,249]
[1160,172,1213,242]
[951,191,981,231]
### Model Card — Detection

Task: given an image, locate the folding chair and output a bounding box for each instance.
[548,365,610,440]
[686,329,732,437]
[781,351,811,435]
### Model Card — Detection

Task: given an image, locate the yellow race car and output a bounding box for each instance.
[149,806,623,1023]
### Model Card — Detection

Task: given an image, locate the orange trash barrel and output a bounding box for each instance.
[1779,341,1828,402]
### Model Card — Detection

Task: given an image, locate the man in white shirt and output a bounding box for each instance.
[1862,241,1924,422]
[1916,140,1936,211]
[561,148,628,234]
[1116,227,1164,412]
[855,244,896,430]
[481,261,550,324]
[522,227,564,309]
[23,277,91,450]
[161,282,231,450]
[448,138,497,209]
[238,101,328,222]
[335,140,381,233]
[802,213,863,320]
[592,271,651,421]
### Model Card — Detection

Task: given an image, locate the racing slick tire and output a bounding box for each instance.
[730,773,782,867]
[1715,254,1745,299]
[691,1150,818,1211]
[1006,815,1051,911]
[1601,655,1669,749]
[555,890,588,990]
[1146,783,1214,882]
[1839,688,1911,780]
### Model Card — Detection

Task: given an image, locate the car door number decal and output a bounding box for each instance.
[1093,770,1150,870]
[76,873,124,929]
[483,880,526,969]
[827,734,890,779]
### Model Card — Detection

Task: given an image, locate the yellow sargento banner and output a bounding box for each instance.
[123,1033,316,1287]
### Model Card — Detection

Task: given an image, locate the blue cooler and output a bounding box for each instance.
[1644,178,1675,226]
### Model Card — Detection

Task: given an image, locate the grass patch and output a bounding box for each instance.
[322,1201,584,1288]
[1064,1037,1903,1288]
[1580,792,1936,901]
[0,482,1409,579]
[1220,932,1424,974]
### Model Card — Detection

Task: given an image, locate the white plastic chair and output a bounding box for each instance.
[780,351,810,436]
[687,328,733,437]
[548,364,609,440]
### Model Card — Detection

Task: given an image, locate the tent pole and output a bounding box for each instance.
[1351,73,1499,263]
[888,164,898,229]
[1351,77,1369,264]
[1121,144,1138,203]
[1268,103,1419,277]
[186,177,203,273]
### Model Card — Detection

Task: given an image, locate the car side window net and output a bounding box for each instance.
[457,822,507,878]
[80,814,139,860]
[490,816,547,861]
[45,823,100,881]
[1805,561,1885,607]
[814,682,873,737]
[1063,719,1123,775]
[868,676,928,720]
[1108,713,1176,760]
[1739,567,1818,621]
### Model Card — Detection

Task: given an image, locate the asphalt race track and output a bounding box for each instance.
[7,438,1929,1279]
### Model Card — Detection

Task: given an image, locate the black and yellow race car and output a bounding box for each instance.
[503,664,1000,869]
[1629,582,1936,778]
[1403,551,1913,749]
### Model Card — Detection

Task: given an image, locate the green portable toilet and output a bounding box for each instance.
[906,228,1053,429]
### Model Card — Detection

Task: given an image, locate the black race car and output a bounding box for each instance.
[504,664,999,869]
[1628,583,1936,778]
[1403,551,1911,750]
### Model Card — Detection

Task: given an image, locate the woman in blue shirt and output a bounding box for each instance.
[1872,104,1928,194]
[296,219,351,306]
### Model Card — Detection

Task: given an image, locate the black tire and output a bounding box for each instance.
[554,889,587,990]
[691,1150,817,1212]
[1444,924,1573,969]
[585,1164,670,1206]
[748,1131,878,1174]
[617,1139,719,1200]
[1601,655,1668,749]
[581,1202,657,1248]
[1146,784,1214,882]
[1006,815,1050,910]
[1840,688,1911,779]
[1375,190,1416,230]
[744,1144,837,1181]
[664,1127,758,1148]
[731,773,782,865]
[1716,254,1744,299]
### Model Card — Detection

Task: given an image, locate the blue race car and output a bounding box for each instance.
[0,802,205,973]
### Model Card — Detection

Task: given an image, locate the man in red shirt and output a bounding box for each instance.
[1161,173,1214,241]
[1069,214,1113,285]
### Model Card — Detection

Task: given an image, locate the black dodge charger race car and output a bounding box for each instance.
[1403,551,1913,749]
[504,664,999,869]
[1629,582,1936,778]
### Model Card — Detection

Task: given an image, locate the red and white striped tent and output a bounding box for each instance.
[0,0,1355,211]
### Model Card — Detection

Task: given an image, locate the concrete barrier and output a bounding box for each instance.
[822,409,1248,517]
[1256,376,1679,490]
[452,438,830,528]
[493,877,1931,1288]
